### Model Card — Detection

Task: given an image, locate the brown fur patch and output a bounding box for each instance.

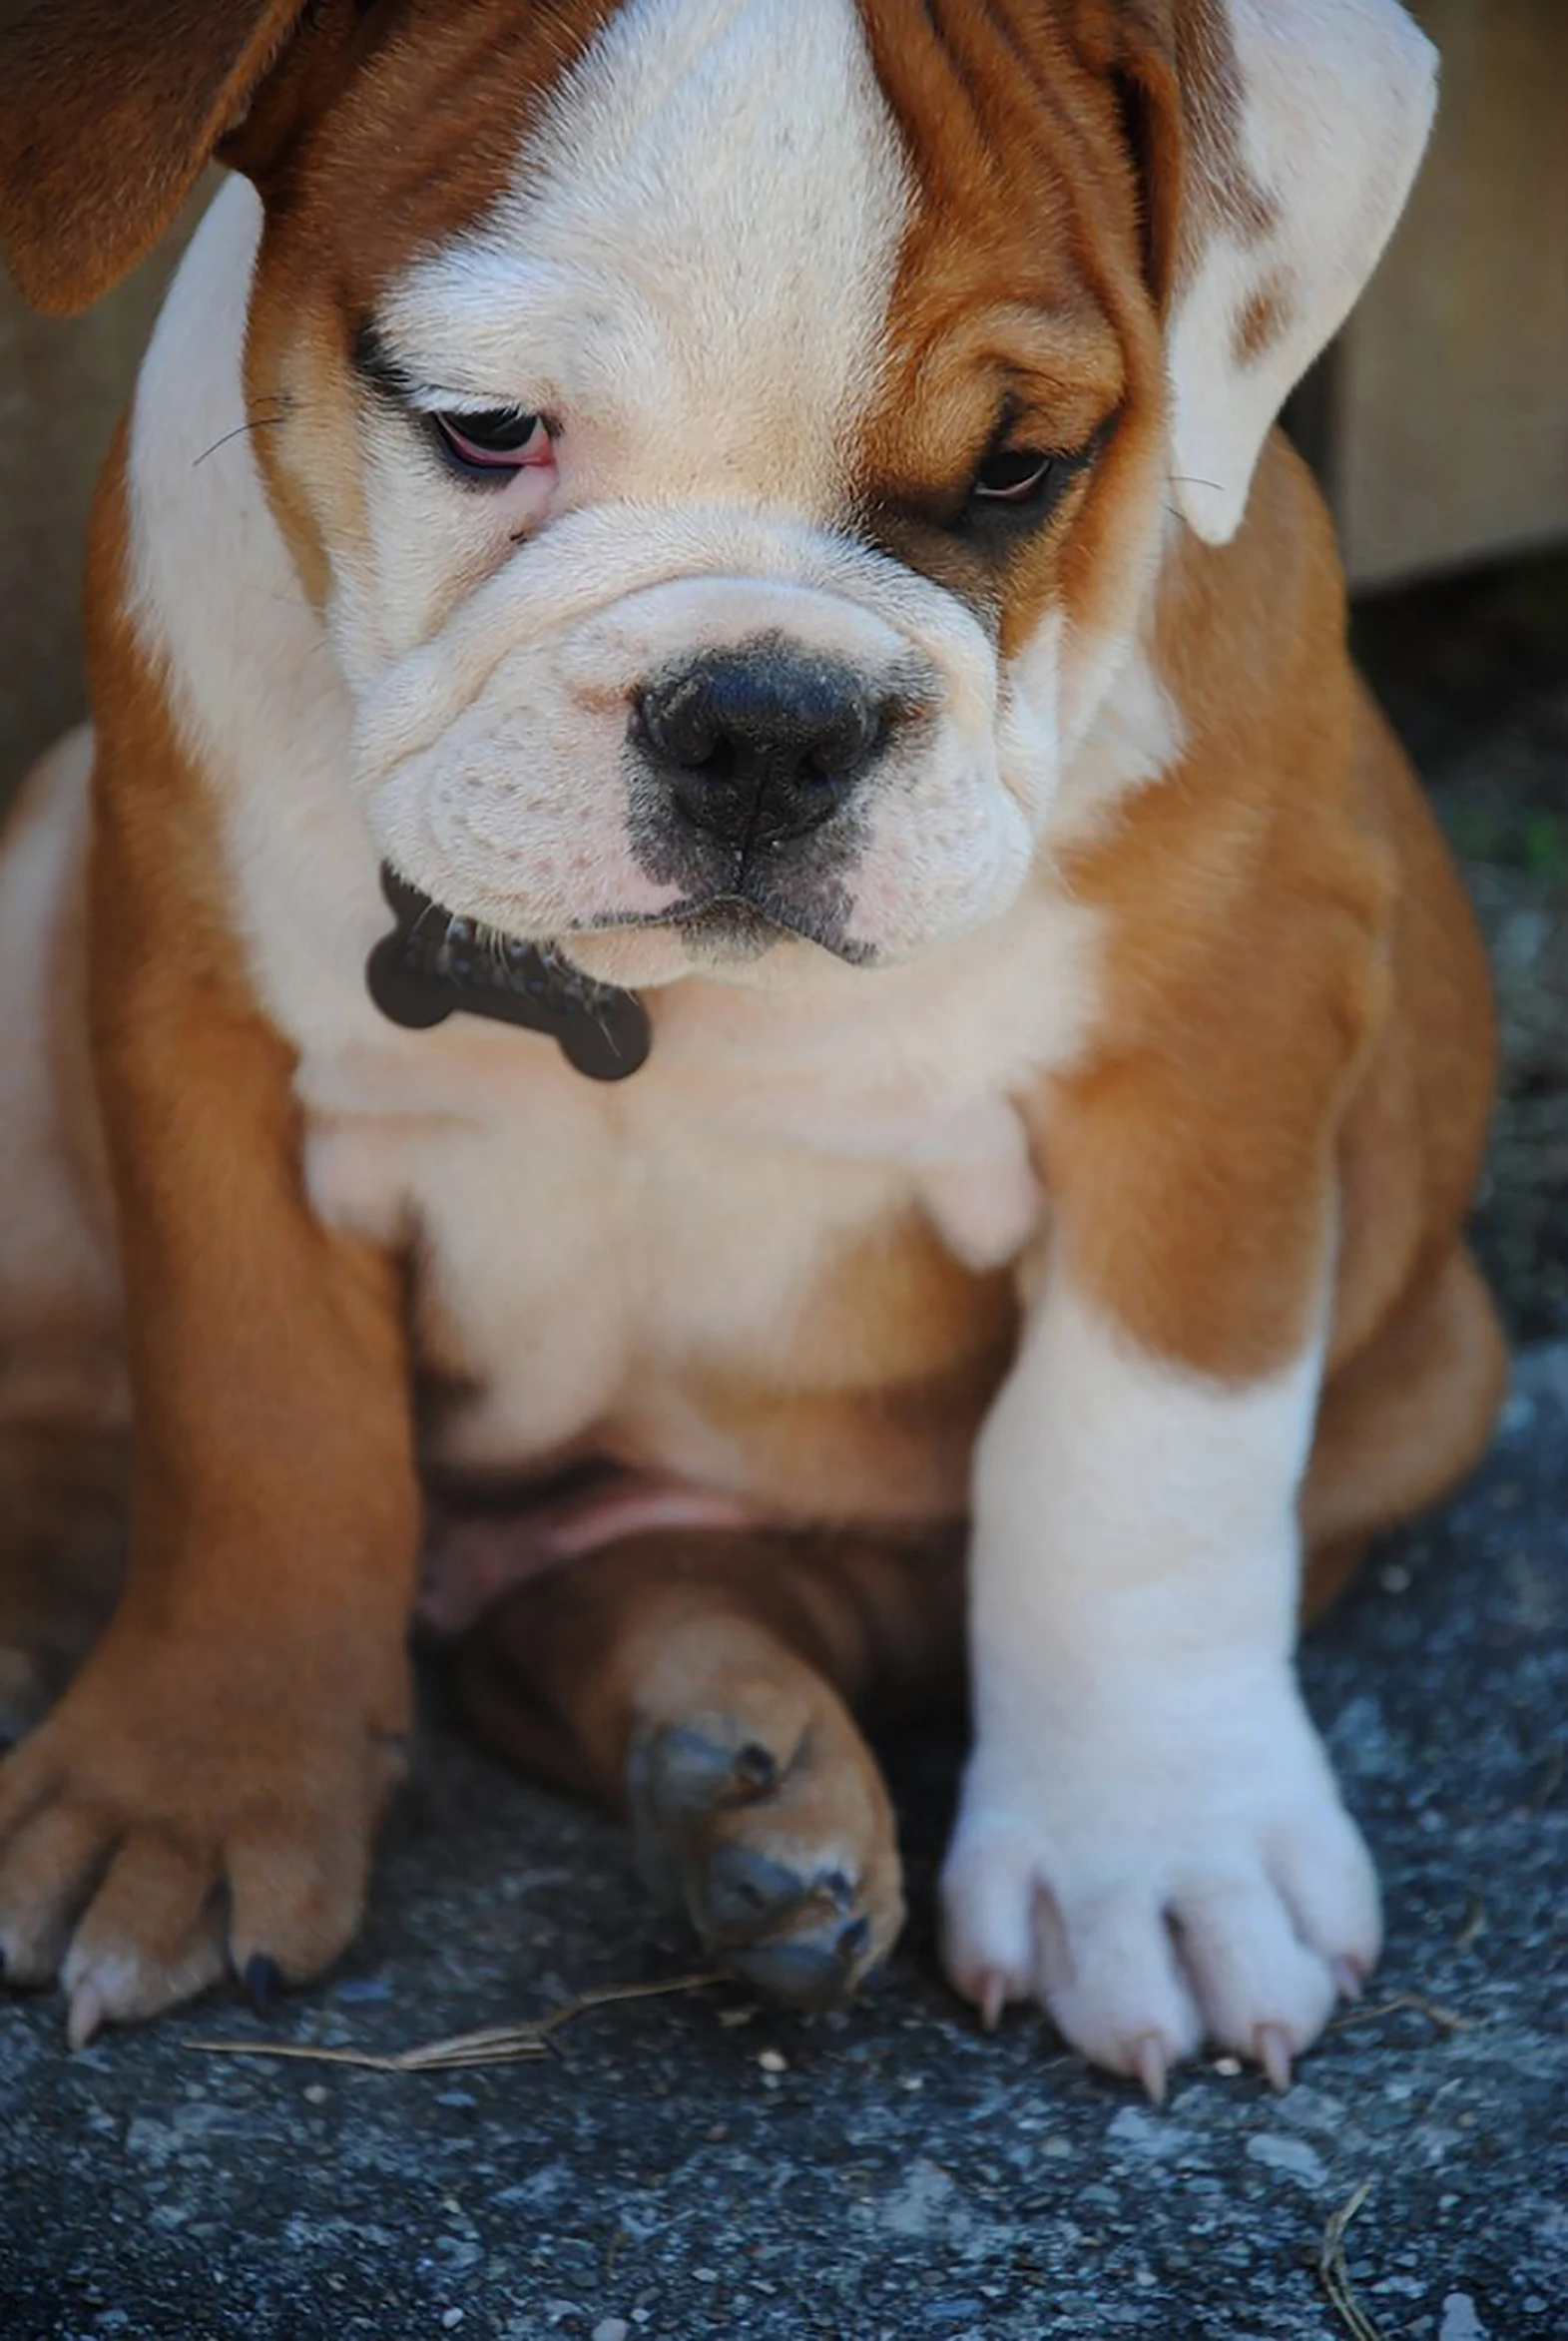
[79,434,418,1631]
[1231,274,1291,366]
[854,1,1170,666]
[0,0,324,312]
[1170,0,1279,254]
[1033,434,1483,1393]
[1066,0,1278,315]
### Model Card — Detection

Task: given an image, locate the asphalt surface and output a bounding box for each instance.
[1,1348,1564,2341]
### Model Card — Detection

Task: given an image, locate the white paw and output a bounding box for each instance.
[938,1674,1379,2096]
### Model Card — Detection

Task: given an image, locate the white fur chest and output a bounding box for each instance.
[296,894,1095,1482]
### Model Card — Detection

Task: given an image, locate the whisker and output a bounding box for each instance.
[193,410,292,469]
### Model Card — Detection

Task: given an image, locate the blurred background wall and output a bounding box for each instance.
[1294,0,1568,589]
[0,185,208,795]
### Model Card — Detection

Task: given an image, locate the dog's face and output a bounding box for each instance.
[240,0,1166,985]
[1,0,1435,987]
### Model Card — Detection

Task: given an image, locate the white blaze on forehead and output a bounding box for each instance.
[383,0,911,514]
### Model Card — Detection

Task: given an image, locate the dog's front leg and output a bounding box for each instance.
[940,1077,1379,2095]
[0,736,418,2044]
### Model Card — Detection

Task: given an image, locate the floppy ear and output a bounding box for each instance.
[1110,0,1437,545]
[0,0,365,314]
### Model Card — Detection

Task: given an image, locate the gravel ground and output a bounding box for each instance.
[2,1344,1565,2341]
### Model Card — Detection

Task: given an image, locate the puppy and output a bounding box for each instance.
[0,0,1503,2092]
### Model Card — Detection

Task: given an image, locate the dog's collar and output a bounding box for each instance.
[365,865,652,1082]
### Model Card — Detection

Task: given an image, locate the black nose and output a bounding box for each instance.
[635,648,886,850]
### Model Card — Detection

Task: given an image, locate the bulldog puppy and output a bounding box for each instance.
[0,0,1504,2091]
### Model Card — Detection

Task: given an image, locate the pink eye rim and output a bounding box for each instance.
[431,407,553,477]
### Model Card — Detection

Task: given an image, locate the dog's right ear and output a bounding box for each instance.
[0,0,369,313]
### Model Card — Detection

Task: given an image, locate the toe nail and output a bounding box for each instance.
[67,1983,106,2051]
[1331,1956,1365,2004]
[704,1844,808,1935]
[734,1743,776,1795]
[242,1955,283,2017]
[978,1972,1007,2034]
[837,1915,871,1964]
[1130,2032,1169,2106]
[1254,2023,1294,2093]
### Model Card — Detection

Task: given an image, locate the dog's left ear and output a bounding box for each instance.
[1098,0,1437,545]
[0,0,374,314]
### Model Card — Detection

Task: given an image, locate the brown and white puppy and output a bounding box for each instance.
[0,0,1503,2090]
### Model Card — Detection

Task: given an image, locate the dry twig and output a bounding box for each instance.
[186,1971,724,2074]
[1316,2179,1385,2341]
[1328,1991,1473,2038]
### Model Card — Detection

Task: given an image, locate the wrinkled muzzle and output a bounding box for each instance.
[350,504,1039,980]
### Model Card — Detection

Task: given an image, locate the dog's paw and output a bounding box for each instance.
[0,1629,409,2043]
[939,1676,1378,2096]
[629,1683,903,2010]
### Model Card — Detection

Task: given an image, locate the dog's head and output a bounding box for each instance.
[0,0,1434,985]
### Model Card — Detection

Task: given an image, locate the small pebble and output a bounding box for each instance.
[593,2321,630,2341]
[302,2083,328,2105]
[441,2313,464,2331]
[1213,2056,1242,2076]
[758,2048,787,2073]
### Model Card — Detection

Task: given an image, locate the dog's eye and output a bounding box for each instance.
[971,448,1058,506]
[432,408,552,476]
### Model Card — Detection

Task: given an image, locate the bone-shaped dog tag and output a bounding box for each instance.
[365,865,652,1082]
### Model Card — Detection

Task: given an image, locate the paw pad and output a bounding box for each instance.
[627,1709,901,2013]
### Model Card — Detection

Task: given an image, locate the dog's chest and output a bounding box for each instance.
[298,896,1098,1504]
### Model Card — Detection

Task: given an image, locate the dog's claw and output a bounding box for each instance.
[1330,1956,1365,2004]
[243,1954,282,2017]
[1131,2032,1169,2106]
[1254,2023,1294,2093]
[67,1982,106,2051]
[977,1971,1007,2033]
[734,1742,777,1796]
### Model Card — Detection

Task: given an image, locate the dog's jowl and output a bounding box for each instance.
[0,0,1504,2087]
